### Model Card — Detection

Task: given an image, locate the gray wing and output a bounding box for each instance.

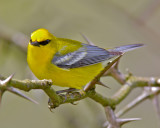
[108,44,144,52]
[52,44,121,69]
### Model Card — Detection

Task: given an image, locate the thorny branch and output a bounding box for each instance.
[0,59,160,127]
[1,26,160,127]
[116,87,160,117]
[104,106,141,128]
[1,66,160,108]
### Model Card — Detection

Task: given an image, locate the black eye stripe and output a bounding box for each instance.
[30,39,51,46]
[39,39,51,45]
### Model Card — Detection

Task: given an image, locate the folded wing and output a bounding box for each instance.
[52,44,122,69]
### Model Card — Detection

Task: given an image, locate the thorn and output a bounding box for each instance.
[80,33,95,45]
[7,87,39,104]
[114,56,121,69]
[0,74,14,86]
[118,118,141,125]
[97,81,110,89]
[0,90,4,106]
[152,94,160,120]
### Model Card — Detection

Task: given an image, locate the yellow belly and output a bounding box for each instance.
[49,63,103,89]
[27,44,103,89]
[29,60,103,89]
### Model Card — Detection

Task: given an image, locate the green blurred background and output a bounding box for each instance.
[0,0,160,128]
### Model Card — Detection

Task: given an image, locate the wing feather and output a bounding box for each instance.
[52,44,121,69]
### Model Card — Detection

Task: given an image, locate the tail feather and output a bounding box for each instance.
[108,44,144,53]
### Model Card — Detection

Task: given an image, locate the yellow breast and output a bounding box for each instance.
[27,43,103,89]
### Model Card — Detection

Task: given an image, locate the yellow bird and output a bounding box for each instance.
[27,28,143,89]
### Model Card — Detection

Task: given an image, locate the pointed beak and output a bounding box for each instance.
[30,41,40,47]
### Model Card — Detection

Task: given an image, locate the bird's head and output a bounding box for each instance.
[29,28,56,47]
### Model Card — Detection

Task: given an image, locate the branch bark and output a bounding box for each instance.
[0,74,160,109]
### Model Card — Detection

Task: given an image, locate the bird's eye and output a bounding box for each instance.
[39,39,51,45]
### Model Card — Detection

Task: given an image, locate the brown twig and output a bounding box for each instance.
[0,90,3,106]
[116,87,160,117]
[104,58,126,85]
[152,92,160,121]
[104,106,140,128]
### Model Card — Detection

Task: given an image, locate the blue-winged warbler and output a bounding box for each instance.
[27,28,143,89]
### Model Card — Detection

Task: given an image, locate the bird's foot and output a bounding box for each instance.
[56,88,78,94]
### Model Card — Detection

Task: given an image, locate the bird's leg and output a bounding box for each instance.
[56,88,80,106]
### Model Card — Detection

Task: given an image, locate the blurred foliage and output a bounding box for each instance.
[0,0,160,128]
